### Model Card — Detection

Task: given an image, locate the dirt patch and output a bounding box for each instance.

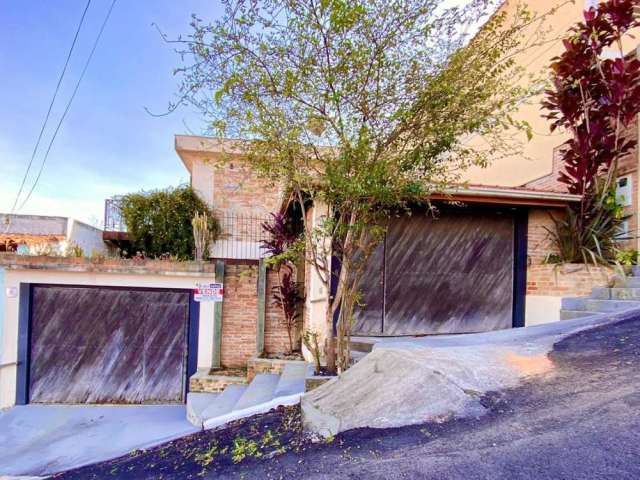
[207,367,246,377]
[261,351,304,361]
[53,405,309,480]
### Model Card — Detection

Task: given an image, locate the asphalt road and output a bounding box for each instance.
[59,315,640,479]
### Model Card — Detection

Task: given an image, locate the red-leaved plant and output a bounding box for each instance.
[542,0,640,261]
[261,213,304,354]
[271,266,303,354]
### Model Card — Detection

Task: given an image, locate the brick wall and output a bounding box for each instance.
[219,264,294,368]
[527,264,614,297]
[526,208,615,297]
[523,144,569,193]
[527,208,559,265]
[211,160,283,217]
[264,269,296,355]
[220,264,258,368]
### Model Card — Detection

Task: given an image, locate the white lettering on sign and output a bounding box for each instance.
[194,283,224,302]
[5,286,17,298]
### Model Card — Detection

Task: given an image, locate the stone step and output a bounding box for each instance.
[273,363,307,398]
[186,392,219,427]
[631,266,640,277]
[199,384,248,424]
[189,368,247,393]
[584,299,640,312]
[559,310,601,320]
[615,276,640,288]
[233,373,280,411]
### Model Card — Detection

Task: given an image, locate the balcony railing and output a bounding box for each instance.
[211,213,270,260]
[104,197,126,232]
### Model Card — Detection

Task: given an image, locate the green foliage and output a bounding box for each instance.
[231,437,261,464]
[194,441,227,467]
[545,185,624,265]
[614,249,639,266]
[302,330,322,375]
[174,0,551,371]
[119,185,219,259]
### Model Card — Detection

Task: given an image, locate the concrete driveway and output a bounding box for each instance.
[0,404,198,478]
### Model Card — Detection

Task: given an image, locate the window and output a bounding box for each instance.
[616,175,633,207]
[584,0,599,9]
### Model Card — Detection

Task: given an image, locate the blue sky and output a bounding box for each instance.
[0,0,223,225]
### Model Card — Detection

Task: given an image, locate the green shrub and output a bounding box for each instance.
[614,249,639,266]
[119,185,219,259]
[545,184,624,265]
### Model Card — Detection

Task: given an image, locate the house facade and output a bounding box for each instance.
[175,135,611,364]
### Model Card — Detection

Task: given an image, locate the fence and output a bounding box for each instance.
[211,213,270,260]
[104,199,270,260]
[104,197,126,233]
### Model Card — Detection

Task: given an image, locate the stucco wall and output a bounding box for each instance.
[0,267,216,409]
[65,219,107,255]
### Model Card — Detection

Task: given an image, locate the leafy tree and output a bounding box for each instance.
[120,185,219,259]
[173,0,550,372]
[542,0,640,262]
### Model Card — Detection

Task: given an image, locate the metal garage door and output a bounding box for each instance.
[352,208,515,335]
[29,285,191,404]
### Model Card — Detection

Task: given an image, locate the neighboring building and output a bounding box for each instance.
[0,214,108,256]
[465,0,640,251]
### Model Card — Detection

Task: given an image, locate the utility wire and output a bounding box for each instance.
[9,0,92,216]
[18,0,118,212]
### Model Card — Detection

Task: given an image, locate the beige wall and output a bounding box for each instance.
[0,269,217,409]
[465,0,640,187]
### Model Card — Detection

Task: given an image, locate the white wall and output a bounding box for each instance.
[0,269,216,409]
[191,158,215,207]
[65,219,108,255]
[525,295,562,326]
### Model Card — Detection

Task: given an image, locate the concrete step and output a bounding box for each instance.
[608,288,640,300]
[561,297,587,310]
[199,384,248,423]
[584,299,640,312]
[351,351,367,365]
[590,287,611,300]
[273,363,307,397]
[233,373,280,411]
[350,339,375,353]
[186,392,219,427]
[631,266,640,277]
[560,310,600,320]
[615,276,640,288]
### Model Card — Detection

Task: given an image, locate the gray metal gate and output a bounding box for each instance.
[352,209,514,335]
[29,285,190,404]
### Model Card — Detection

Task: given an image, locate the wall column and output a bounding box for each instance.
[212,260,225,370]
[256,259,266,356]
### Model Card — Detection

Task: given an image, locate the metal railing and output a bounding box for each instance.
[104,197,126,232]
[211,213,270,260]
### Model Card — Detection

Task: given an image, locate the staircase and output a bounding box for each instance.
[560,266,640,320]
[187,362,309,429]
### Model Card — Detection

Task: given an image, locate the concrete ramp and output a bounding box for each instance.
[302,310,635,437]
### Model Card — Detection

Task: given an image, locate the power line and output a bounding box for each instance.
[18,0,118,212]
[9,0,92,215]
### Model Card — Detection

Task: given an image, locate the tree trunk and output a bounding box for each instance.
[325,302,337,373]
